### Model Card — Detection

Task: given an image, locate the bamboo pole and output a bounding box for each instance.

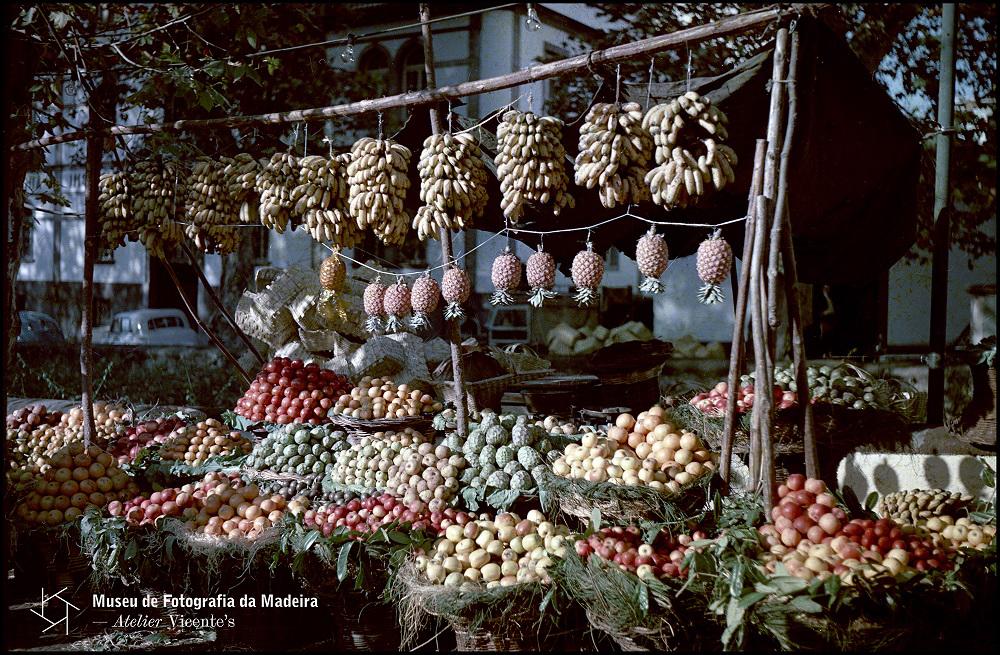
[12,4,822,152]
[421,3,469,437]
[720,139,767,487]
[80,131,102,447]
[178,240,265,366]
[162,258,252,387]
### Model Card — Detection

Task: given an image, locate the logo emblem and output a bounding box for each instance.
[30,587,80,635]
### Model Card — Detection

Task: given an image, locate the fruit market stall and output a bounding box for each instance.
[5,3,994,653]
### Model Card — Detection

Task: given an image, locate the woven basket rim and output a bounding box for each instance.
[327,413,434,431]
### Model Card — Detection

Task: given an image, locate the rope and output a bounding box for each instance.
[321,208,747,276]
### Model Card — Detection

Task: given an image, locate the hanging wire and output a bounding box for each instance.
[322,230,507,277]
[615,64,622,104]
[377,111,384,140]
[447,99,453,134]
[322,135,334,157]
[303,123,308,157]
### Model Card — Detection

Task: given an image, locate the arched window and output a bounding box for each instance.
[358,45,392,97]
[397,41,426,93]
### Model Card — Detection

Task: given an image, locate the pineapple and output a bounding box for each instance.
[363,277,387,334]
[696,229,733,304]
[490,248,522,306]
[636,227,669,295]
[319,253,346,292]
[382,279,412,333]
[442,267,471,320]
[571,242,604,307]
[410,273,441,330]
[526,246,557,308]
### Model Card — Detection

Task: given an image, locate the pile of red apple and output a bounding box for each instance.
[303,492,477,538]
[756,474,955,582]
[234,358,353,425]
[689,382,797,416]
[573,525,709,580]
[109,417,187,464]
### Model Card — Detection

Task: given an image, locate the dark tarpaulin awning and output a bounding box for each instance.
[392,16,920,285]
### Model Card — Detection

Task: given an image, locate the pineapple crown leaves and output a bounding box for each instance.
[697,283,725,305]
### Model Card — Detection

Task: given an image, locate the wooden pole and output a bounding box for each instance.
[773,29,817,477]
[162,258,252,387]
[178,240,266,366]
[80,130,102,447]
[421,3,469,437]
[749,193,772,498]
[12,4,822,152]
[764,28,789,328]
[927,3,957,426]
[720,139,768,487]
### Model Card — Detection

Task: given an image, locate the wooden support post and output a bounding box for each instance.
[421,3,470,437]
[162,258,252,387]
[749,194,773,502]
[764,28,789,329]
[80,130,102,447]
[720,139,768,487]
[179,240,265,366]
[773,29,817,477]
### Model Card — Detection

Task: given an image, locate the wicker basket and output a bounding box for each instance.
[961,367,996,447]
[327,412,434,434]
[433,374,516,414]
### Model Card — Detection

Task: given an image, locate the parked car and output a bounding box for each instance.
[92,309,210,347]
[17,310,66,345]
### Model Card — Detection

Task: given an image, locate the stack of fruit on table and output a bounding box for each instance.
[109,416,187,464]
[551,406,717,494]
[414,510,572,588]
[878,489,995,550]
[111,472,296,540]
[303,491,478,537]
[330,428,430,491]
[158,419,253,466]
[573,526,709,581]
[329,377,443,420]
[6,401,130,470]
[233,357,353,425]
[246,423,350,478]
[12,441,141,526]
[450,412,557,496]
[688,381,792,416]
[533,414,590,437]
[690,362,899,415]
[6,404,62,433]
[756,474,958,583]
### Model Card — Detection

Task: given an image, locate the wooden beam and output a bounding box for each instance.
[12,4,821,152]
[421,3,470,437]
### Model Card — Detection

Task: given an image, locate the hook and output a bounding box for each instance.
[377,111,384,140]
[685,43,693,93]
[538,233,544,252]
[527,91,534,114]
[447,99,453,134]
[646,58,656,111]
[615,63,621,105]
[322,136,334,158]
[303,123,308,157]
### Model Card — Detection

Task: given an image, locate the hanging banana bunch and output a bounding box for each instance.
[495,109,574,222]
[573,102,652,209]
[290,153,359,247]
[413,132,489,240]
[256,151,300,233]
[224,153,262,225]
[643,91,737,209]
[97,171,132,252]
[184,156,239,255]
[131,160,184,259]
[347,137,411,245]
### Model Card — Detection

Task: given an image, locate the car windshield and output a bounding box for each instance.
[111,317,132,333]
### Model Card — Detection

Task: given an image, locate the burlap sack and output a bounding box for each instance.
[386,333,430,384]
[235,293,297,348]
[274,341,326,365]
[423,338,453,366]
[322,355,355,378]
[350,336,406,379]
